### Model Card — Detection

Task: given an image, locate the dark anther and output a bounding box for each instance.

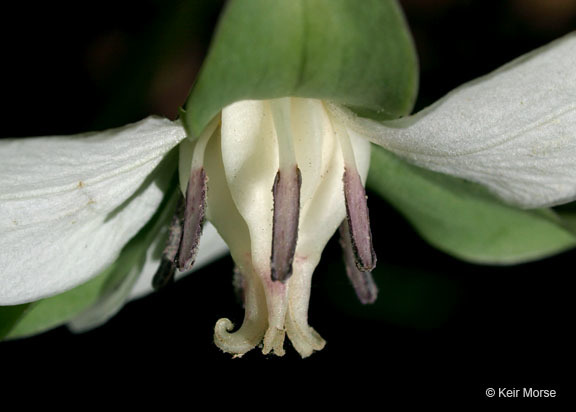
[270,166,302,282]
[177,167,207,271]
[152,196,185,291]
[342,167,376,271]
[339,220,378,304]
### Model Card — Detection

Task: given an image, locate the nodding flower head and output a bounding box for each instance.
[171,97,376,357]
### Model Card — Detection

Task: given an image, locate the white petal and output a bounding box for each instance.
[0,116,186,304]
[334,32,576,209]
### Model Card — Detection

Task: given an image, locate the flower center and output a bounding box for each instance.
[153,98,379,356]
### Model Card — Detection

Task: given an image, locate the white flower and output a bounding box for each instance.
[1,33,575,357]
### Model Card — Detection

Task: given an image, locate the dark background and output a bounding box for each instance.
[0,0,573,400]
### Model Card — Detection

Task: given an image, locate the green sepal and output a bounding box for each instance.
[367,145,576,265]
[183,0,418,135]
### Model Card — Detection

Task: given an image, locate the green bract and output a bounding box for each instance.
[184,0,418,135]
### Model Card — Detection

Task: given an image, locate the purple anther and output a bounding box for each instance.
[270,166,302,282]
[339,220,378,304]
[152,196,184,290]
[343,167,376,272]
[177,167,207,271]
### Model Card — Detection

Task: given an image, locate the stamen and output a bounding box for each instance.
[270,98,302,282]
[152,196,184,290]
[339,220,378,304]
[152,258,177,291]
[177,167,207,271]
[271,166,302,282]
[343,167,376,271]
[335,121,376,271]
[176,115,220,272]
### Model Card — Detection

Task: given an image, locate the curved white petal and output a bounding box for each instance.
[334,32,576,209]
[0,116,186,305]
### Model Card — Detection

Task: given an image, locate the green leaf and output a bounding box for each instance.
[184,0,418,135]
[367,145,576,265]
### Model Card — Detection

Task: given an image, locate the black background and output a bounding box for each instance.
[0,0,573,402]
